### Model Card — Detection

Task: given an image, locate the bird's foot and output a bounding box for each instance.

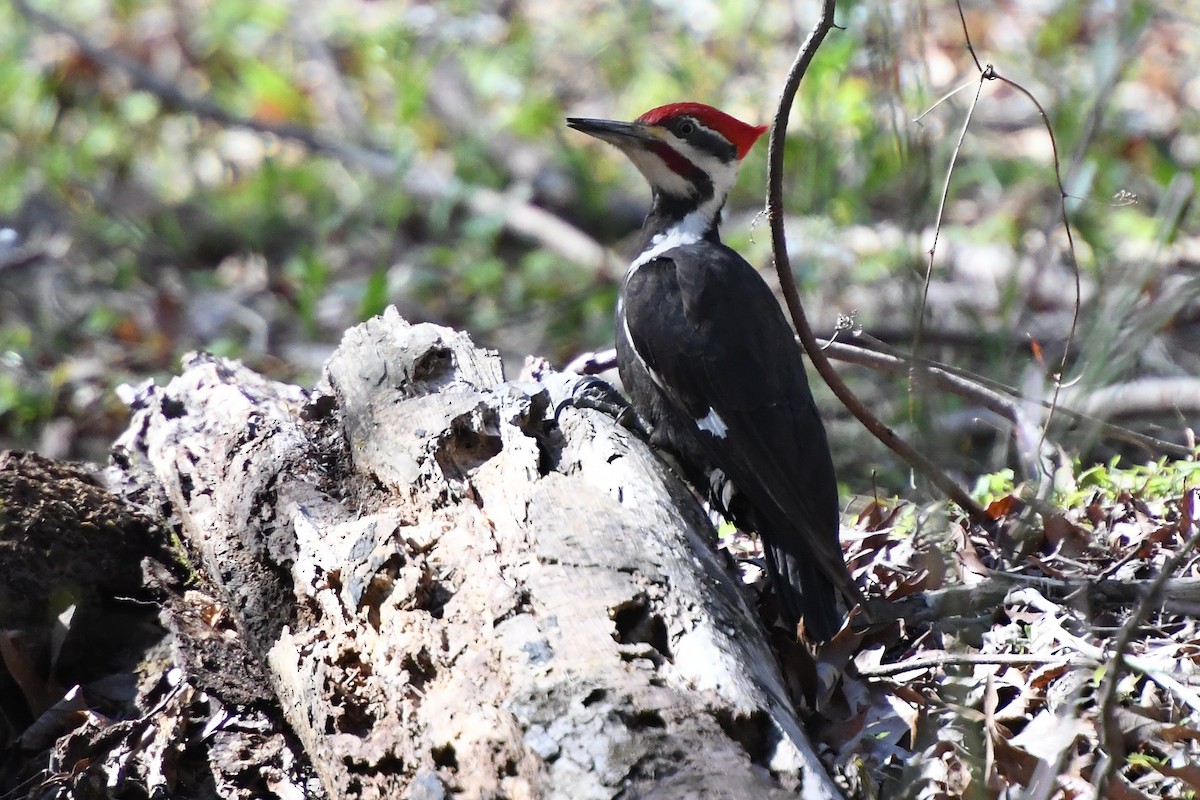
[555,376,653,439]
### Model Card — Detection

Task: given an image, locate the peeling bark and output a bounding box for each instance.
[108,307,844,800]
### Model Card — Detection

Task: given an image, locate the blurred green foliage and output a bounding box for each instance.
[971,456,1200,511]
[0,0,1195,482]
[1069,455,1200,505]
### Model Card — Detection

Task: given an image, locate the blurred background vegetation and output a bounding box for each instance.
[0,0,1197,495]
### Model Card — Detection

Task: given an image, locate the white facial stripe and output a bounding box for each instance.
[671,138,737,192]
[659,137,737,234]
[626,146,694,198]
[623,127,740,208]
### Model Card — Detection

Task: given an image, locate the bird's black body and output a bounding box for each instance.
[618,227,851,640]
[568,102,860,641]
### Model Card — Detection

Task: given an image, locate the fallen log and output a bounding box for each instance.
[105,307,844,799]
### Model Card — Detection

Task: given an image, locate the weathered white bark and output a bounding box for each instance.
[110,307,844,800]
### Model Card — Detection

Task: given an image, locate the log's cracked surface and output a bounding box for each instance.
[110,307,844,800]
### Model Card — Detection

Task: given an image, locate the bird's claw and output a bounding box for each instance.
[555,376,653,439]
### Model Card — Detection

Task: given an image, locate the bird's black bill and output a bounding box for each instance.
[566,117,656,146]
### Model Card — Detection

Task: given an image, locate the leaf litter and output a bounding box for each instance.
[798,457,1200,799]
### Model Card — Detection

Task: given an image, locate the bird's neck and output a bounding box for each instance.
[632,191,726,269]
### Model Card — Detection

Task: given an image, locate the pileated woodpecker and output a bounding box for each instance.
[567,102,862,641]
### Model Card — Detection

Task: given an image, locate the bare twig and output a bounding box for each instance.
[954,1,983,73]
[987,571,1200,606]
[765,0,992,526]
[562,335,1194,460]
[874,574,1200,630]
[857,650,1088,678]
[828,336,1194,459]
[940,0,1084,479]
[1059,376,1200,419]
[990,74,1084,459]
[912,77,978,124]
[911,70,986,418]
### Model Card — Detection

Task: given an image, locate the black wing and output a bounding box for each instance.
[621,242,860,636]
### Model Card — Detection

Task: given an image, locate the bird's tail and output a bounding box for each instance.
[764,545,843,643]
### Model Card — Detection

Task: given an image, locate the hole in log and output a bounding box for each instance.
[435,406,503,477]
[333,697,376,737]
[412,346,453,383]
[714,709,776,767]
[431,743,458,771]
[611,595,671,661]
[415,578,452,619]
[402,647,437,693]
[160,395,185,419]
[620,709,666,730]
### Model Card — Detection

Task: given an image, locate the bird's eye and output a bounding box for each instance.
[676,119,696,136]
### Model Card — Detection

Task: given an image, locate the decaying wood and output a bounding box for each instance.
[107,307,845,800]
[0,451,167,733]
[0,451,311,798]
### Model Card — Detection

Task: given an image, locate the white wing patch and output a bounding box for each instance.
[696,407,728,438]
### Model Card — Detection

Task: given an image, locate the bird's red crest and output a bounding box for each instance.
[637,102,767,160]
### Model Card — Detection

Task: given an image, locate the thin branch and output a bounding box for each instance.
[1059,376,1200,419]
[944,0,1084,482]
[857,650,1087,679]
[912,71,986,419]
[990,73,1083,462]
[764,1,992,526]
[955,1,983,74]
[827,337,1194,460]
[12,0,616,277]
[563,338,1194,460]
[913,76,979,124]
[869,573,1200,631]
